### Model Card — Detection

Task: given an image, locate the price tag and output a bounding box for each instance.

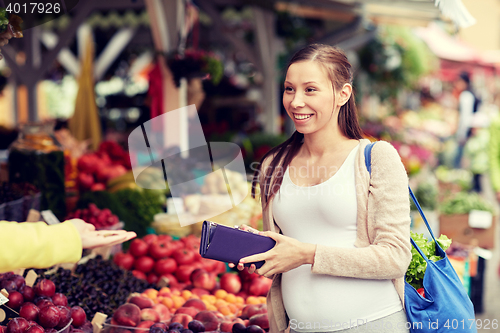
[468,210,492,229]
[41,210,60,225]
[25,270,38,287]
[26,209,41,222]
[0,292,9,306]
[91,312,107,333]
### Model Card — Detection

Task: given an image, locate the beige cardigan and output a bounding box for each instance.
[260,139,412,333]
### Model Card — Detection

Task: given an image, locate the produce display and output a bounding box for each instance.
[29,256,155,319]
[406,231,452,292]
[65,204,120,230]
[0,273,91,333]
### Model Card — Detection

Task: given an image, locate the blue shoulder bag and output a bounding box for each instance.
[364,142,477,333]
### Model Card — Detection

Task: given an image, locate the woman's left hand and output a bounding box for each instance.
[237,231,316,278]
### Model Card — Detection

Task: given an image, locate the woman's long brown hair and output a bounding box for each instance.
[251,44,364,209]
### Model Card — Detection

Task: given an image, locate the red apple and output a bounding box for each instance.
[106,165,127,181]
[159,273,177,286]
[155,258,177,276]
[38,305,61,329]
[129,239,149,258]
[172,249,195,265]
[112,303,141,327]
[51,293,68,307]
[70,306,87,327]
[34,279,56,297]
[7,291,24,310]
[134,256,155,273]
[220,273,241,294]
[19,303,40,321]
[113,252,135,270]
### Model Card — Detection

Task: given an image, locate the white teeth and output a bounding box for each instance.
[294,114,312,120]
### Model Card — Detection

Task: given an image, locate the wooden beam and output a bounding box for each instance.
[275,2,357,22]
[253,6,279,134]
[35,0,97,80]
[196,0,263,73]
[94,27,137,81]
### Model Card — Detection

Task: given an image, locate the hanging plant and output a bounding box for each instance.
[166,49,224,87]
[357,25,437,101]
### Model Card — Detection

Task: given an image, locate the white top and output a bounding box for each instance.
[456,90,475,142]
[273,143,402,332]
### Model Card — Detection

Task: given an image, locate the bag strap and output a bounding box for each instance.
[364,142,441,261]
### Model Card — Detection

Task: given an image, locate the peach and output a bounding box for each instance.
[240,304,266,320]
[191,288,210,298]
[128,295,155,309]
[248,314,269,330]
[174,307,198,318]
[220,321,234,333]
[140,308,160,322]
[182,299,206,311]
[169,314,193,329]
[193,311,220,332]
[136,321,155,329]
[152,304,171,322]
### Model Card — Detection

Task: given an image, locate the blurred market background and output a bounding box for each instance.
[1,0,500,331]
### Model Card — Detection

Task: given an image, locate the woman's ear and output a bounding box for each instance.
[337,83,352,107]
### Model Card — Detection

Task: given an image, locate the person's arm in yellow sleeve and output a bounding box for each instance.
[0,219,136,273]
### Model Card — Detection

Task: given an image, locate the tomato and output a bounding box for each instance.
[417,287,425,298]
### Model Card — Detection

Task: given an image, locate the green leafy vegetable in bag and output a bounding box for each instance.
[406,231,452,290]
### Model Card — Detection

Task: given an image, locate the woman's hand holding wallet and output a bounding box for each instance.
[236,231,317,278]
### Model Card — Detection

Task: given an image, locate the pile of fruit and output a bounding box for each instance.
[76,141,131,193]
[0,273,90,333]
[113,234,226,288]
[108,287,269,333]
[65,203,120,230]
[30,256,155,319]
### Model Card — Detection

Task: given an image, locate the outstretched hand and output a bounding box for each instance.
[229,230,316,278]
[68,219,136,249]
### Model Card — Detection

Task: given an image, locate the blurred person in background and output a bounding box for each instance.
[464,112,490,193]
[454,71,481,168]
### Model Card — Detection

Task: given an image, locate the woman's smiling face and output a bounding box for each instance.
[283,61,339,135]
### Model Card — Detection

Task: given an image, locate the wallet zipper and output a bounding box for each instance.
[206,221,240,249]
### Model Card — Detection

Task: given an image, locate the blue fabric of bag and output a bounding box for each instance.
[364,142,477,333]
